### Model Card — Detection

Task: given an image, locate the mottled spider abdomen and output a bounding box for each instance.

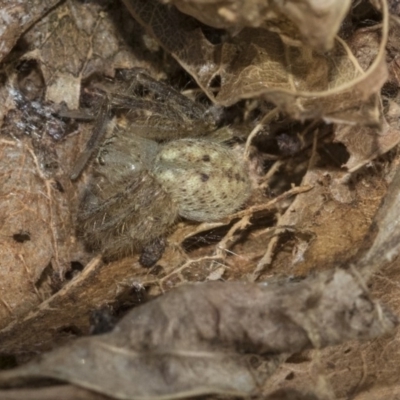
[153,139,251,221]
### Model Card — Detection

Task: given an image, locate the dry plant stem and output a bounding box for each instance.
[259,159,284,189]
[205,263,228,281]
[251,213,285,281]
[163,217,252,286]
[172,185,312,245]
[284,43,297,92]
[157,187,312,289]
[19,254,43,302]
[167,187,312,283]
[307,128,319,172]
[337,171,352,185]
[298,119,320,146]
[259,121,323,190]
[215,214,251,258]
[391,14,400,26]
[335,35,365,74]
[167,220,228,248]
[156,255,224,290]
[0,297,12,315]
[230,185,313,220]
[253,132,318,280]
[244,107,279,158]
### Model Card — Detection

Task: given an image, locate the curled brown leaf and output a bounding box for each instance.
[0,272,396,399]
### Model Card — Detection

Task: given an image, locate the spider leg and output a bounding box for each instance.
[133,69,209,122]
[70,98,111,180]
[117,68,214,124]
[109,93,182,121]
[56,108,96,121]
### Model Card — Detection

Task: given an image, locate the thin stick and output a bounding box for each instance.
[244,108,279,158]
[251,213,285,281]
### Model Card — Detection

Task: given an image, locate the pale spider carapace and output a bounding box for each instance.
[71,69,251,266]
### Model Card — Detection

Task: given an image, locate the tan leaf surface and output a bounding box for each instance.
[21,1,145,109]
[0,0,61,62]
[335,105,400,172]
[0,255,154,354]
[0,136,74,330]
[252,149,400,399]
[166,0,351,51]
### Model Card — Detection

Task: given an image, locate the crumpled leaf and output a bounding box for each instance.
[0,0,61,62]
[123,0,388,125]
[167,0,351,52]
[0,274,396,399]
[335,102,400,171]
[386,20,400,87]
[333,22,400,171]
[20,1,150,109]
[0,135,74,330]
[0,2,400,399]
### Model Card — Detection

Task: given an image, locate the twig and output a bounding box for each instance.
[244,108,279,158]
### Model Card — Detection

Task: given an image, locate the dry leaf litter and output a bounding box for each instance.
[0,1,400,400]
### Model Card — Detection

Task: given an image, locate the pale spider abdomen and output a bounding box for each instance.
[153,139,251,221]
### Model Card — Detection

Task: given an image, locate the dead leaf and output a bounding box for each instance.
[166,0,351,51]
[0,274,396,399]
[335,104,400,172]
[21,1,146,109]
[123,0,388,125]
[333,23,400,171]
[0,0,61,63]
[0,136,74,330]
[263,258,400,400]
[0,1,400,399]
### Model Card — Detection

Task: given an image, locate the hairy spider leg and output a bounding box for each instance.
[70,98,111,181]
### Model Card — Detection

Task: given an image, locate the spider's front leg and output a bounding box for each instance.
[107,69,218,141]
